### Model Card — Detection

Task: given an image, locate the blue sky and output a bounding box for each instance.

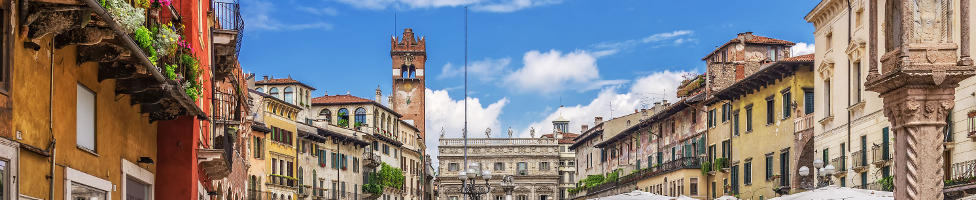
[239,0,820,158]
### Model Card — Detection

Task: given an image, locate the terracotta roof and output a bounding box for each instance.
[702,33,796,60]
[312,94,374,105]
[782,54,814,62]
[255,77,316,90]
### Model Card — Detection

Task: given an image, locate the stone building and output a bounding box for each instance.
[805,0,896,191]
[703,32,796,93]
[438,137,561,200]
[540,116,580,200]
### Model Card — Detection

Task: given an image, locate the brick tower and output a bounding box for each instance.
[391,28,426,138]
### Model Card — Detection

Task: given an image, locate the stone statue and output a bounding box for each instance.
[507,126,514,138]
[485,127,492,138]
[529,127,536,138]
[440,127,445,139]
[503,175,514,184]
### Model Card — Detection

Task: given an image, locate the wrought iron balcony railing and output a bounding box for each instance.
[212,1,244,56]
[871,144,892,166]
[852,149,868,171]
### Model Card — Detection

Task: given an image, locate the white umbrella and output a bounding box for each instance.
[714,195,739,200]
[769,186,893,200]
[589,190,676,200]
[676,195,699,200]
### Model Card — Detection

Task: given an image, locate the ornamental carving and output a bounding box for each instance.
[818,58,835,79]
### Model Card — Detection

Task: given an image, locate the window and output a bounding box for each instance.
[383,144,389,155]
[448,163,459,171]
[804,89,815,115]
[708,109,716,128]
[766,96,775,124]
[449,196,459,200]
[854,61,862,102]
[722,103,731,122]
[780,149,790,187]
[824,80,832,116]
[283,86,294,103]
[270,127,292,145]
[353,158,360,173]
[372,141,379,151]
[765,154,773,180]
[782,89,791,119]
[494,162,505,171]
[744,161,752,185]
[269,87,280,98]
[354,107,367,128]
[733,110,740,136]
[540,162,550,171]
[721,140,730,159]
[77,84,96,152]
[319,109,332,124]
[123,160,153,200]
[689,178,698,196]
[337,108,350,127]
[255,87,263,93]
[517,162,528,175]
[883,127,890,160]
[731,165,739,194]
[66,167,112,200]
[517,195,527,200]
[253,136,263,159]
[767,46,778,61]
[746,105,754,132]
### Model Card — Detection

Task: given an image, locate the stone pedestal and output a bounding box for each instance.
[865,0,975,199]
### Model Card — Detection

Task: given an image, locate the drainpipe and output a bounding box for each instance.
[846,0,853,183]
[48,37,56,200]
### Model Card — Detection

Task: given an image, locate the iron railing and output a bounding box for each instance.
[586,157,700,194]
[852,149,867,169]
[871,144,892,165]
[950,159,976,182]
[212,1,244,56]
[831,156,847,171]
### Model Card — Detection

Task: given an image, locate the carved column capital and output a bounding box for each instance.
[878,86,954,200]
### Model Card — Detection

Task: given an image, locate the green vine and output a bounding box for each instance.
[164,64,177,80]
[134,26,157,65]
[362,163,405,196]
[879,176,894,191]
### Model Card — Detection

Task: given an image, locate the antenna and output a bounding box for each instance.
[462,7,469,195]
[394,8,398,36]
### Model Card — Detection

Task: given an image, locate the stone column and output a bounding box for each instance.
[866,0,975,199]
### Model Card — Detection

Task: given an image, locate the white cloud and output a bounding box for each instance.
[244,0,335,31]
[424,88,509,166]
[791,42,815,56]
[298,6,339,16]
[438,57,512,82]
[504,49,607,94]
[519,70,689,138]
[592,30,696,56]
[332,0,559,12]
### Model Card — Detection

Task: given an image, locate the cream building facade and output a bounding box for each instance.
[438,137,561,200]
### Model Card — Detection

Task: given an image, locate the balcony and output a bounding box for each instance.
[831,156,847,177]
[586,157,700,194]
[199,131,235,179]
[852,150,868,172]
[267,174,297,188]
[794,114,815,133]
[871,144,892,167]
[363,148,382,168]
[212,89,242,125]
[211,1,245,80]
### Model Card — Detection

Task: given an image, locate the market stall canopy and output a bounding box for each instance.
[588,190,679,200]
[769,186,893,200]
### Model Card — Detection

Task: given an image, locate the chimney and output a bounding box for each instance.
[263,75,268,81]
[662,100,669,106]
[594,117,603,125]
[582,124,589,132]
[323,90,328,96]
[375,85,383,102]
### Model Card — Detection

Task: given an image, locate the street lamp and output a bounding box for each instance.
[799,159,836,190]
[459,163,492,200]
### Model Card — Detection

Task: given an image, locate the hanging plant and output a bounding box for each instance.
[155,23,179,58]
[104,0,146,33]
[164,64,177,80]
[134,26,158,65]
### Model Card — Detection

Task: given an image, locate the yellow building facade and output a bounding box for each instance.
[260,92,301,200]
[708,55,815,199]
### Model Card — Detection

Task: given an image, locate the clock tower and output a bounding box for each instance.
[391,28,427,138]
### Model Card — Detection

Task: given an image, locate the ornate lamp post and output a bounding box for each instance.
[798,160,835,190]
[458,163,492,200]
[865,0,975,199]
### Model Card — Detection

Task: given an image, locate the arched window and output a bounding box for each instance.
[283,87,294,103]
[355,107,367,128]
[373,110,379,131]
[269,87,280,98]
[409,66,417,78]
[319,109,332,124]
[337,108,349,127]
[256,87,264,93]
[380,113,386,133]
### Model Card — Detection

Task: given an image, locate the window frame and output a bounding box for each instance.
[122,159,154,200]
[76,83,98,153]
[765,96,775,125]
[781,88,792,119]
[65,167,113,200]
